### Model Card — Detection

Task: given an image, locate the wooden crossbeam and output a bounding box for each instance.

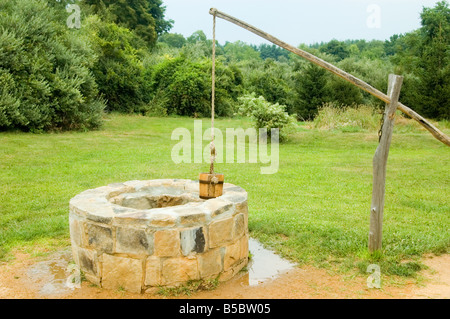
[209,8,450,147]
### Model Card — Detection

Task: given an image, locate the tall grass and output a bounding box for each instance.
[313,103,381,132]
[312,103,448,134]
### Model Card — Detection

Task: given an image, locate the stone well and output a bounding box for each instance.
[69,179,249,293]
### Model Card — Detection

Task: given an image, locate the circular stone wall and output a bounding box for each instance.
[69,179,249,293]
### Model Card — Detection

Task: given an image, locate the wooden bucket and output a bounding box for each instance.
[199,173,224,199]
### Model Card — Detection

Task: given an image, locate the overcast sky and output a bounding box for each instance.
[162,0,441,45]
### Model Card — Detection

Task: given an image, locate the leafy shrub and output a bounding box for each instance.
[241,58,295,114]
[237,93,297,141]
[151,55,242,117]
[0,0,105,131]
[85,16,150,113]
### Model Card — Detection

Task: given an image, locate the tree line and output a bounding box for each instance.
[0,0,448,131]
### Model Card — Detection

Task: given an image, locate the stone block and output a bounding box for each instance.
[161,257,199,286]
[102,254,143,293]
[180,227,206,256]
[84,272,101,287]
[224,240,242,270]
[86,223,113,254]
[236,201,248,215]
[174,207,207,226]
[154,229,180,257]
[203,199,233,218]
[144,256,162,286]
[233,213,245,239]
[69,215,84,247]
[86,208,114,224]
[69,204,86,218]
[106,184,134,199]
[219,258,247,282]
[112,210,153,227]
[149,210,178,227]
[198,248,222,278]
[221,192,247,205]
[121,192,151,210]
[209,217,234,248]
[115,227,153,256]
[148,194,186,208]
[240,233,249,260]
[77,247,99,277]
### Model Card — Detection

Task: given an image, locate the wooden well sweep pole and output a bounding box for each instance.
[369,74,403,252]
[209,8,448,253]
[209,8,450,147]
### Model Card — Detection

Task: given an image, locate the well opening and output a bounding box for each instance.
[110,186,203,210]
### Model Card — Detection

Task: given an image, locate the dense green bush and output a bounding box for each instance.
[0,0,105,131]
[85,16,151,113]
[336,57,394,107]
[241,58,295,114]
[237,93,297,141]
[151,54,242,117]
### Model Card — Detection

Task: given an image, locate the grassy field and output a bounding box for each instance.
[0,114,449,277]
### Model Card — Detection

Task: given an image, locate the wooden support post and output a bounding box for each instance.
[369,74,403,253]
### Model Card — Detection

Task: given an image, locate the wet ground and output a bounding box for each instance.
[0,238,448,299]
[246,238,297,286]
[2,238,297,297]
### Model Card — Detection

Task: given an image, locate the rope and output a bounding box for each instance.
[209,12,217,182]
[378,110,385,143]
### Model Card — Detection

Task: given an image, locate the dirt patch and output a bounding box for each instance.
[0,247,448,299]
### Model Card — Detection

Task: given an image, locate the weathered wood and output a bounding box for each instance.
[368,74,403,253]
[199,173,224,199]
[209,8,450,147]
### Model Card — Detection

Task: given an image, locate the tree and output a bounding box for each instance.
[337,57,394,107]
[417,0,450,119]
[187,30,208,44]
[223,41,261,62]
[241,58,295,113]
[82,0,173,46]
[256,44,290,61]
[151,55,242,117]
[86,16,149,113]
[384,34,401,56]
[319,39,350,61]
[390,1,449,120]
[158,33,186,48]
[294,63,330,120]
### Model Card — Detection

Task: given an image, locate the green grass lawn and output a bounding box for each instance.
[0,114,449,277]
